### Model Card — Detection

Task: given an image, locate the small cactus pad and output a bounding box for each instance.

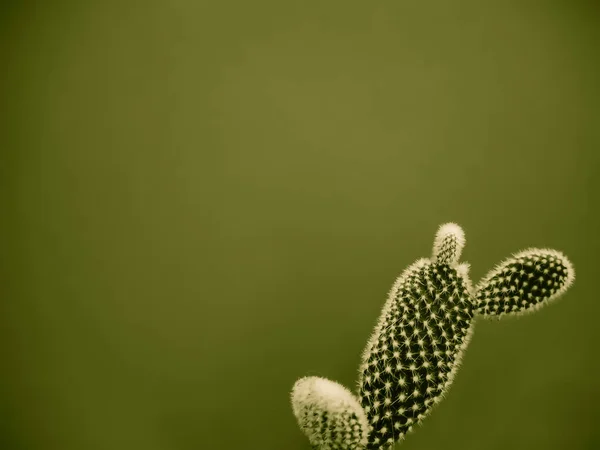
[291,376,370,450]
[432,222,466,265]
[358,256,474,449]
[474,248,575,318]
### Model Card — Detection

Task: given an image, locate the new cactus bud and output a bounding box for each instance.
[291,376,370,450]
[474,248,575,318]
[432,222,466,265]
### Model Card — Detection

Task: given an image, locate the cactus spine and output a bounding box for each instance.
[291,223,574,450]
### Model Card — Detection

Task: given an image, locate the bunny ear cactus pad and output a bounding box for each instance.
[358,223,475,449]
[291,376,370,450]
[474,248,575,318]
[291,223,574,450]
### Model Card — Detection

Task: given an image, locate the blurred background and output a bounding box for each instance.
[1,1,599,449]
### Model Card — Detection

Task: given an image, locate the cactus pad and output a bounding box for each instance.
[358,224,474,449]
[474,248,575,318]
[291,376,370,450]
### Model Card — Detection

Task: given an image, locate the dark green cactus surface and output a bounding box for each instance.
[358,260,474,449]
[474,250,572,317]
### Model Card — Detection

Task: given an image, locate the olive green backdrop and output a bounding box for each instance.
[1,1,599,450]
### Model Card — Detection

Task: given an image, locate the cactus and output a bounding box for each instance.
[291,223,575,450]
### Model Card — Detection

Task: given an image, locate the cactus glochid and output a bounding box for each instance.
[291,223,575,450]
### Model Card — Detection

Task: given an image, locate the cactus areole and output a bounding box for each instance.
[291,223,575,450]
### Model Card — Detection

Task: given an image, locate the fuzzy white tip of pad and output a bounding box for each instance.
[432,222,466,265]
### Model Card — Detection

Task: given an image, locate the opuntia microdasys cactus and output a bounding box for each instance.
[291,223,574,450]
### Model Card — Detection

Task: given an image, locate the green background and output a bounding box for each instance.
[2,1,599,449]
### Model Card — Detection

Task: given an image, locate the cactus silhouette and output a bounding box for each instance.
[291,223,575,450]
